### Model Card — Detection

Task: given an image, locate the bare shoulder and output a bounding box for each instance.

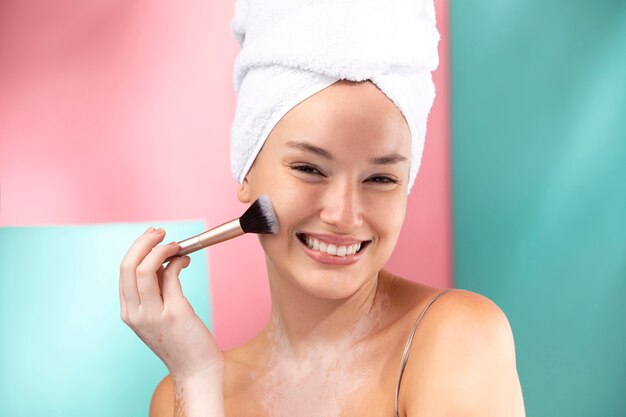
[149,374,174,417]
[398,287,526,417]
[427,288,514,334]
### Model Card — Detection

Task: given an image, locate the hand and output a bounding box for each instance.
[119,227,223,380]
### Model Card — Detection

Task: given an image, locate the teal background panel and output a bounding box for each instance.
[0,221,211,416]
[451,1,626,416]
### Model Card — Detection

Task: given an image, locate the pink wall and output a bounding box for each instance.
[0,0,450,350]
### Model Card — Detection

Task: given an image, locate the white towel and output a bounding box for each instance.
[230,0,439,193]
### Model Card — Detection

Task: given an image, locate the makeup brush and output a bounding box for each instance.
[163,195,278,264]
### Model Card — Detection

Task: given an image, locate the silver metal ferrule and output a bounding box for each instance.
[163,218,243,264]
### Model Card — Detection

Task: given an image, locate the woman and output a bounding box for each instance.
[119,79,526,416]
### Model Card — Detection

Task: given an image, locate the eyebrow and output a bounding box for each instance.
[286,141,332,160]
[285,140,408,165]
[369,153,408,165]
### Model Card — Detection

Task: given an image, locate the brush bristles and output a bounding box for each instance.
[240,195,279,234]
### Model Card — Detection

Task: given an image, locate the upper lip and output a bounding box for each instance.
[297,232,369,246]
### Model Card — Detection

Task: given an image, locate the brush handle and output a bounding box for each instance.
[163,218,244,264]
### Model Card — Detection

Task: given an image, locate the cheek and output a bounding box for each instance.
[267,177,319,225]
[256,176,319,250]
[365,193,407,235]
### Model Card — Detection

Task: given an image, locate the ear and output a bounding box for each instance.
[237,177,251,204]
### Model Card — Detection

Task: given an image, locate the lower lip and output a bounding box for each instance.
[296,235,365,266]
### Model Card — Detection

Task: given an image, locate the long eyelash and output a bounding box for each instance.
[368,176,400,184]
[289,163,325,176]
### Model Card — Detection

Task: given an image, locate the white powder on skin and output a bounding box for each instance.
[257,280,392,417]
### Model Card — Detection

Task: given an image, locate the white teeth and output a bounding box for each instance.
[301,234,362,257]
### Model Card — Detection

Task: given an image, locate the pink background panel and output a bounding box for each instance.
[0,0,450,350]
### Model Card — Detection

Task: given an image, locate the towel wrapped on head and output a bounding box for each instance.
[230,0,440,193]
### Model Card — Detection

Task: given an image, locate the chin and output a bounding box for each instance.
[293,269,371,300]
[266,253,382,301]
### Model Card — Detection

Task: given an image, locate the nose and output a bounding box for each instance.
[319,179,363,231]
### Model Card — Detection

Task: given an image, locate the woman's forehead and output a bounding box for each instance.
[286,80,405,123]
[267,81,411,157]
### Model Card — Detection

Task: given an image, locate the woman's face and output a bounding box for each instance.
[238,80,411,300]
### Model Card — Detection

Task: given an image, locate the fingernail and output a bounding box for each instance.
[168,241,178,247]
[154,228,164,234]
[145,226,155,234]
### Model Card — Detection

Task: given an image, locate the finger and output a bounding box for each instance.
[119,227,166,309]
[162,256,191,304]
[136,240,181,312]
[119,279,128,321]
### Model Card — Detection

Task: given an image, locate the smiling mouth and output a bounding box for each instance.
[296,233,371,257]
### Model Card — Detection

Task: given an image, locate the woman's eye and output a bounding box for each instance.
[291,164,324,176]
[367,176,399,184]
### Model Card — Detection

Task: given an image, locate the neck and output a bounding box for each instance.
[263,264,389,359]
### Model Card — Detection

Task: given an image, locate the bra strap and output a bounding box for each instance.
[393,289,454,417]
